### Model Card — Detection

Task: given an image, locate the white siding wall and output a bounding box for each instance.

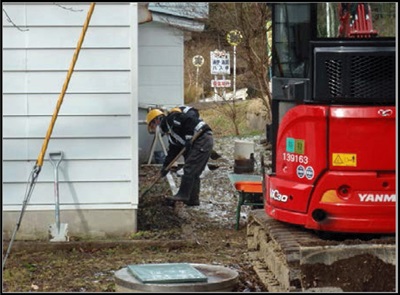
[138,22,184,163]
[2,2,138,218]
[139,22,184,106]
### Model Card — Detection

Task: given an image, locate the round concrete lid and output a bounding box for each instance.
[115,263,239,292]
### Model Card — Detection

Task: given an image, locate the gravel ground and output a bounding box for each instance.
[165,134,271,230]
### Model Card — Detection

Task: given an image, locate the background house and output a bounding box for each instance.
[138,2,208,164]
[2,2,208,240]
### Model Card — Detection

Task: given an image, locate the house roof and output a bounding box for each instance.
[148,2,209,32]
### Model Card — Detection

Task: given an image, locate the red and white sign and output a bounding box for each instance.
[211,79,231,88]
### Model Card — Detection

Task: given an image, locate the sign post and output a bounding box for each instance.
[192,55,204,102]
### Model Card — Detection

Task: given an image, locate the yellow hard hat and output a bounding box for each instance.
[146,109,164,125]
[170,107,182,113]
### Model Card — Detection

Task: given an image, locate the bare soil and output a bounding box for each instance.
[2,137,268,292]
[2,226,264,292]
[300,253,396,292]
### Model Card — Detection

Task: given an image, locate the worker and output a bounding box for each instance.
[169,105,200,120]
[169,106,221,162]
[146,108,214,206]
[170,106,211,178]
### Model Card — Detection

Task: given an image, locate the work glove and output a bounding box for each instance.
[160,167,168,177]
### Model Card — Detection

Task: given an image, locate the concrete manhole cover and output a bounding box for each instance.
[115,263,239,292]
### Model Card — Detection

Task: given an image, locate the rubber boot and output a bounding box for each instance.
[186,178,200,206]
[166,175,194,203]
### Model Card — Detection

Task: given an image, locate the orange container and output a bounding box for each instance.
[234,181,262,194]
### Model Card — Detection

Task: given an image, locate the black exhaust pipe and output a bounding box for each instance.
[312,209,327,222]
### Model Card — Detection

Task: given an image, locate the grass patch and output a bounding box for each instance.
[199,100,264,137]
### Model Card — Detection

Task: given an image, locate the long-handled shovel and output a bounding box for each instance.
[140,130,204,198]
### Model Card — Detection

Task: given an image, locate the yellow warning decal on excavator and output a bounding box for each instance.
[332,153,357,167]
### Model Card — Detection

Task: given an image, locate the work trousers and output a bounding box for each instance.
[183,132,214,179]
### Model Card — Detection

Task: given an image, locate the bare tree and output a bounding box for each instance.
[204,3,272,123]
[144,3,273,135]
[184,3,272,135]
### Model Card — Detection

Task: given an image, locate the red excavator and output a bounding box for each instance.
[246,3,395,292]
[264,2,396,234]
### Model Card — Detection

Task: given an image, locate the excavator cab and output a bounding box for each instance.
[266,3,396,233]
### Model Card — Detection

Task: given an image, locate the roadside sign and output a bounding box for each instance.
[192,55,204,68]
[210,50,230,75]
[227,30,243,46]
[211,79,231,88]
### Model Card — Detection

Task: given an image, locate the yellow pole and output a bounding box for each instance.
[36,2,96,167]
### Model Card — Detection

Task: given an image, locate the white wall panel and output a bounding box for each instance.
[3,49,130,71]
[3,116,131,138]
[139,23,183,46]
[2,4,28,27]
[2,117,28,138]
[55,93,131,116]
[29,4,130,26]
[139,66,183,86]
[1,1,207,239]
[3,71,131,93]
[2,50,27,70]
[2,3,130,27]
[2,2,141,240]
[3,138,131,160]
[2,159,131,182]
[3,182,131,205]
[139,85,182,106]
[2,94,28,115]
[2,3,131,27]
[3,94,131,116]
[1,2,190,225]
[138,46,183,66]
[2,140,29,160]
[2,27,131,49]
[137,24,183,113]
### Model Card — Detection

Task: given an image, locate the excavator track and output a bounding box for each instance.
[246,209,396,292]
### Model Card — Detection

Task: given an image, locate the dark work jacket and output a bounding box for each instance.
[160,112,212,168]
[178,105,200,119]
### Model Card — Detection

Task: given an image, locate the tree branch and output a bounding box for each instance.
[2,8,29,31]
